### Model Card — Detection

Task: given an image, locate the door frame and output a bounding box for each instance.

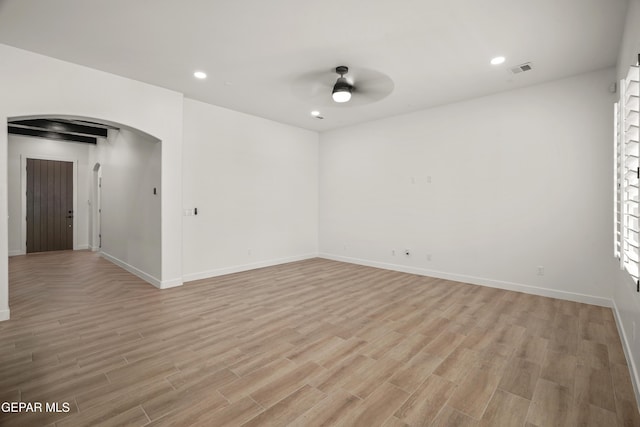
[91,162,102,252]
[20,154,78,254]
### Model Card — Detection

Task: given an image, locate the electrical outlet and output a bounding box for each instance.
[248,248,252,256]
[537,266,544,276]
[392,249,396,256]
[426,253,432,261]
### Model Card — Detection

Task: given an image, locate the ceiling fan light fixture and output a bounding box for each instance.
[332,67,353,103]
[332,91,351,103]
[332,82,352,103]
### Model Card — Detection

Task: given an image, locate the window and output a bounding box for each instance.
[615,55,640,286]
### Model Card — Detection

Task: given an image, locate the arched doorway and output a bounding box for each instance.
[7,114,162,284]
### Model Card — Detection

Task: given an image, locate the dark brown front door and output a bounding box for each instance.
[26,158,73,253]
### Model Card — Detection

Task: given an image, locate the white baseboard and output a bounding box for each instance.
[90,246,100,252]
[159,278,183,289]
[10,246,92,256]
[612,299,640,410]
[100,252,163,289]
[183,253,318,282]
[319,253,612,308]
[0,308,10,321]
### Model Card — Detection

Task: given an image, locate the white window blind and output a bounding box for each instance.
[615,101,621,259]
[616,57,640,286]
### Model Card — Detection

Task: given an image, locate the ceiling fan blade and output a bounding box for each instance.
[351,68,394,100]
[291,69,335,101]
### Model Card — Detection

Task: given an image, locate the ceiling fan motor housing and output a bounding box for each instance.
[334,77,351,91]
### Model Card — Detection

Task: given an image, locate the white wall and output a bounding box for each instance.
[0,43,184,320]
[320,68,618,306]
[97,128,162,284]
[182,99,319,280]
[7,135,93,255]
[617,0,640,81]
[614,0,640,406]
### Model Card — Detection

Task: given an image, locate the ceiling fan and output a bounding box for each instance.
[291,65,394,107]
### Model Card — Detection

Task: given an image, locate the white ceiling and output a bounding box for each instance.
[0,0,629,131]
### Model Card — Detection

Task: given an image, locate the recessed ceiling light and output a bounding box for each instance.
[193,71,207,79]
[311,111,321,117]
[490,56,506,65]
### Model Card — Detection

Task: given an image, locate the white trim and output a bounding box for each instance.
[8,250,24,257]
[90,245,100,252]
[183,253,319,282]
[20,154,79,253]
[159,278,183,289]
[612,298,640,410]
[319,253,613,308]
[91,163,102,255]
[100,251,162,289]
[0,308,10,321]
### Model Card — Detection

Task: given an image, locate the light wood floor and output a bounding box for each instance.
[1,251,639,426]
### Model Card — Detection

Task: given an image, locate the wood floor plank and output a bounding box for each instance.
[432,347,478,384]
[498,356,541,400]
[479,389,530,427]
[573,402,618,427]
[340,382,408,427]
[388,349,443,393]
[249,361,323,408]
[514,335,548,364]
[577,339,610,370]
[393,374,456,426]
[527,378,576,427]
[540,350,577,390]
[341,356,402,399]
[242,384,326,427]
[189,396,261,427]
[574,365,617,413]
[430,405,479,427]
[381,417,410,427]
[217,357,295,403]
[57,399,149,427]
[288,389,361,427]
[2,252,637,426]
[447,360,504,419]
[310,354,374,394]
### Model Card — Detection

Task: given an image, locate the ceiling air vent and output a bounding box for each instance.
[510,62,534,74]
